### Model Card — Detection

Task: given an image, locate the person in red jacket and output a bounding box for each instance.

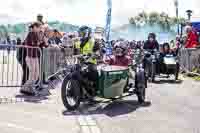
[105,41,130,67]
[185,26,198,48]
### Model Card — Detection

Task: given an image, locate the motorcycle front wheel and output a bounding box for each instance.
[61,77,81,111]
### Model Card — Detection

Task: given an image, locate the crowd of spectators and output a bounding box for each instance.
[11,14,200,95]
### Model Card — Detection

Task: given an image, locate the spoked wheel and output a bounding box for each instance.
[61,77,81,111]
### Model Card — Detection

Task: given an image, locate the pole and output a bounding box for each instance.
[105,0,112,48]
[176,7,179,34]
[174,0,179,34]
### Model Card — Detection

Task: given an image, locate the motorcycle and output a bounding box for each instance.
[144,49,159,82]
[61,54,147,111]
[144,49,179,82]
[161,54,179,80]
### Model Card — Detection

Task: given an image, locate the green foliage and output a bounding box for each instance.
[0,21,79,39]
[193,76,200,81]
[129,11,186,31]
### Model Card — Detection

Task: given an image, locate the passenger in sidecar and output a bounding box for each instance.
[157,43,180,80]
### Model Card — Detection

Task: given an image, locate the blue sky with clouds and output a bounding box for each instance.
[0,0,199,26]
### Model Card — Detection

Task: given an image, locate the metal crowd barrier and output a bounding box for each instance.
[0,44,42,87]
[179,48,200,76]
[42,47,76,81]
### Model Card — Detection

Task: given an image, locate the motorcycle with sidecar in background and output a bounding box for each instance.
[61,54,147,111]
[144,49,180,82]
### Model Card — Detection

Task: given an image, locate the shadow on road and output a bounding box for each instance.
[153,79,183,84]
[62,100,151,117]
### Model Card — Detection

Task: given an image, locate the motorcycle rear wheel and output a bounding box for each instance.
[135,71,146,103]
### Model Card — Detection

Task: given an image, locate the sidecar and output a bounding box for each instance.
[97,65,129,98]
[150,54,179,81]
[97,65,146,103]
[161,54,179,80]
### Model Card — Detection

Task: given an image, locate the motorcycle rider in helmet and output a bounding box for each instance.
[77,26,98,98]
[143,33,159,76]
[143,33,159,51]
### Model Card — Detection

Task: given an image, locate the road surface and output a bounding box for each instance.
[0,76,200,133]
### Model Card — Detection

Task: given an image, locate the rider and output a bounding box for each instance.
[143,33,159,51]
[76,26,97,64]
[77,26,98,97]
[143,33,159,76]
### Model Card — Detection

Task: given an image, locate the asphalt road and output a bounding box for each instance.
[0,76,200,133]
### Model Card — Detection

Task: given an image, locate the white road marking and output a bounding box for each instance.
[90,126,102,133]
[85,116,96,126]
[81,126,91,133]
[77,108,102,133]
[78,116,88,126]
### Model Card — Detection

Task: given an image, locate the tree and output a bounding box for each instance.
[149,12,159,25]
[129,17,136,26]
[129,11,186,32]
[138,11,148,23]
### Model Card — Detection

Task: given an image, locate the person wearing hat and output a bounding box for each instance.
[37,14,44,25]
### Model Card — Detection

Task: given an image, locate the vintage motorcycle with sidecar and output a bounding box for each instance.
[144,49,179,82]
[61,54,147,111]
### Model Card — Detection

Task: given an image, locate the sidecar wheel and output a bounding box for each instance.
[61,77,81,111]
[150,63,156,82]
[175,64,180,80]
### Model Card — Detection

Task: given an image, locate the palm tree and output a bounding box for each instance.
[149,12,159,25]
[138,11,148,23]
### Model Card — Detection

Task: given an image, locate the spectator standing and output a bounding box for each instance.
[38,24,49,85]
[37,14,45,25]
[48,29,62,45]
[20,22,41,95]
[16,38,29,86]
[185,25,198,48]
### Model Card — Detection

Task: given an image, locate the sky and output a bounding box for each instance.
[0,0,199,26]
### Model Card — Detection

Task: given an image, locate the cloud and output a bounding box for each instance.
[0,0,199,25]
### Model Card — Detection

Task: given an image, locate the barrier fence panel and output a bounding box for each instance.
[179,48,200,75]
[0,44,42,87]
[42,47,75,81]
